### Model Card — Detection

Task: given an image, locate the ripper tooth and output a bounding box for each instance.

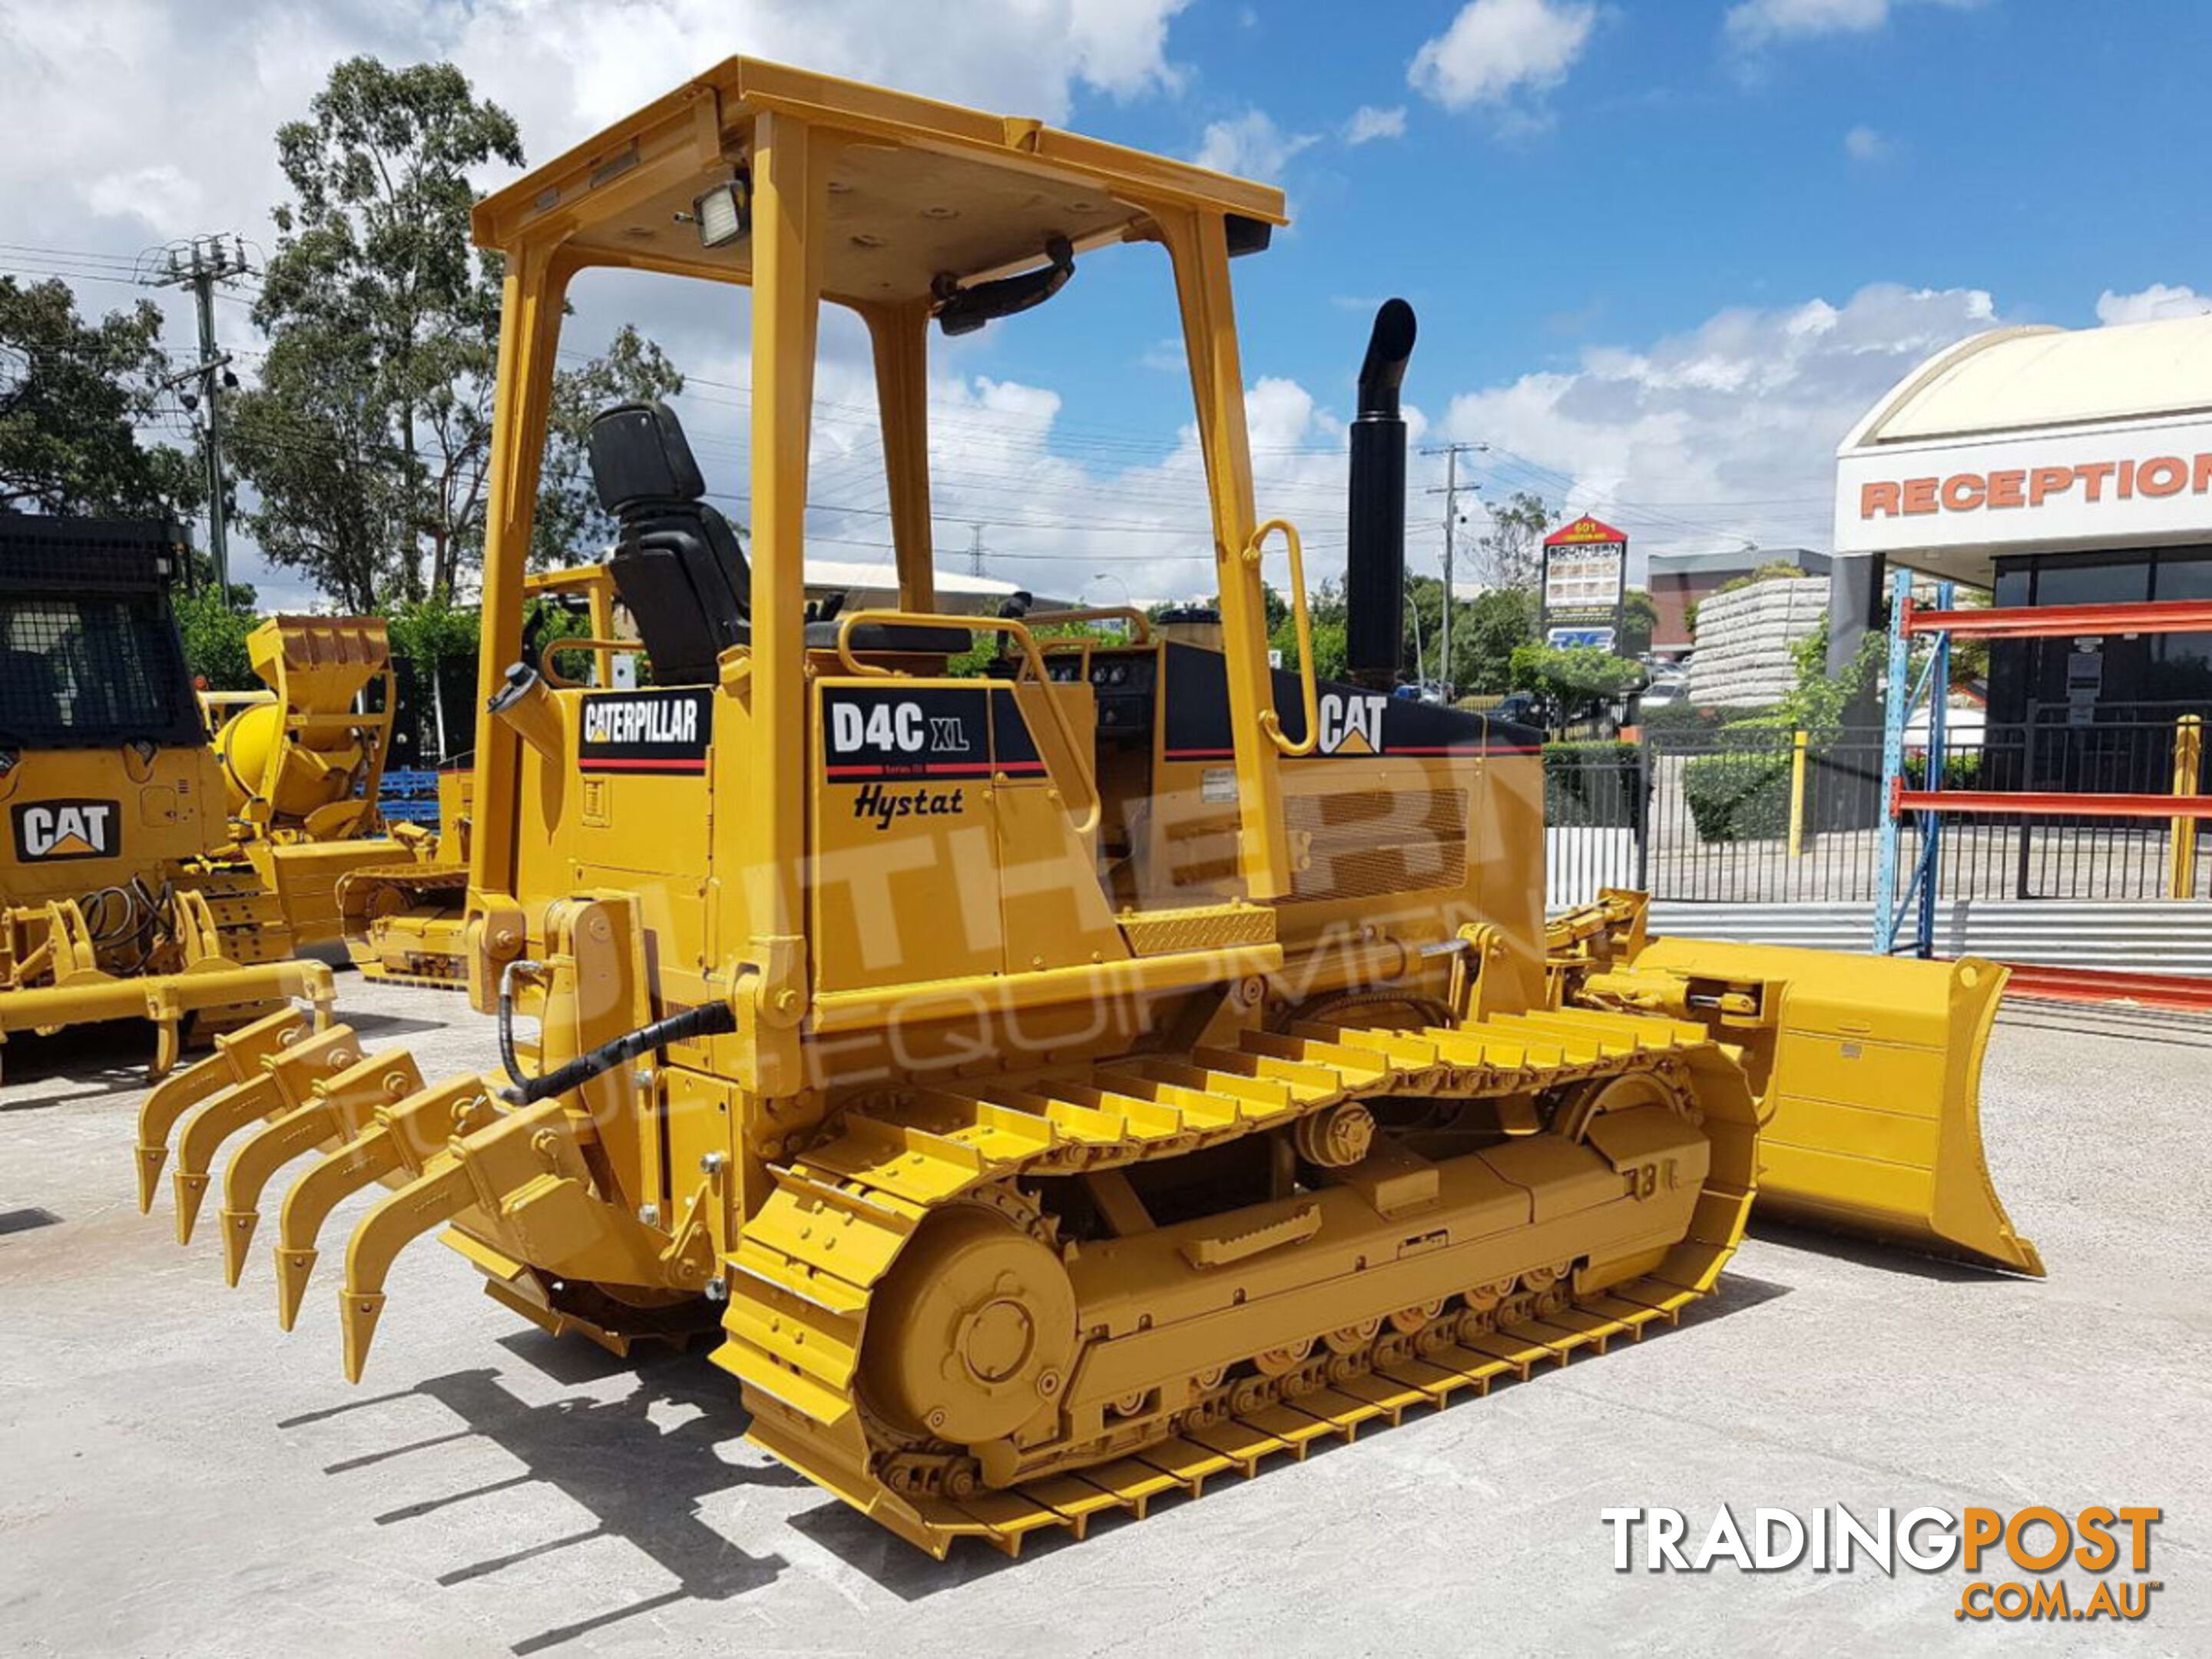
[134,1007,310,1214]
[272,1077,492,1330]
[339,1161,477,1382]
[168,1026,363,1245]
[218,1051,426,1286]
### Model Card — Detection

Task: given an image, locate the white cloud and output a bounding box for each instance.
[1192,109,1317,181]
[0,0,1200,604]
[1724,0,1985,51]
[2094,283,2212,326]
[1344,104,1407,144]
[1843,124,1891,161]
[1409,0,1596,113]
[1439,284,2006,572]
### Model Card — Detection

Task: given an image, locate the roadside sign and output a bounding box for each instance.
[1545,626,1616,651]
[1541,514,1628,641]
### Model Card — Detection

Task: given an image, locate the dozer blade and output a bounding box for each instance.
[1626,939,2042,1277]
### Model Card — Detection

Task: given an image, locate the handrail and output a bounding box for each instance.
[833,608,1101,836]
[1245,518,1317,757]
[1018,606,1154,642]
[538,637,636,689]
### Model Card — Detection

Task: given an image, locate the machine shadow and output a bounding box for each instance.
[793,1269,1799,1602]
[1744,1220,2031,1283]
[0,1023,165,1098]
[293,1334,803,1654]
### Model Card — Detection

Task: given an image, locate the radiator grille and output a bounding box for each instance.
[1286,786,1469,902]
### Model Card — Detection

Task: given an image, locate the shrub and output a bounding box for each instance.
[1903,750,1983,790]
[1544,740,1643,829]
[1681,749,1794,842]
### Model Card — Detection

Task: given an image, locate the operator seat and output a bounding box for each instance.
[586,399,970,673]
[588,401,749,684]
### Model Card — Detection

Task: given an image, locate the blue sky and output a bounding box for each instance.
[3,0,2207,605]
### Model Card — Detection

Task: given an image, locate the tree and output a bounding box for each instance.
[229,340,403,613]
[237,58,692,610]
[1475,489,1551,591]
[535,326,687,566]
[1269,578,1348,681]
[0,277,203,518]
[1508,644,1646,735]
[1456,585,1540,693]
[174,585,261,689]
[240,57,523,604]
[1619,587,1657,657]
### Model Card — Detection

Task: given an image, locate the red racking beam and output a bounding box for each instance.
[1894,785,2212,820]
[1902,597,2212,639]
[1998,965,2212,1013]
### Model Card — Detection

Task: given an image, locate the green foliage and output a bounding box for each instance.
[1509,644,1644,703]
[1904,750,1983,790]
[1476,489,1551,590]
[236,57,523,608]
[1269,578,1348,681]
[384,591,482,672]
[943,616,1128,680]
[1776,617,1886,733]
[234,56,683,613]
[0,276,204,518]
[1717,561,1820,597]
[1681,748,1794,842]
[1542,740,1641,828]
[535,325,687,566]
[1618,587,1657,657]
[174,586,261,690]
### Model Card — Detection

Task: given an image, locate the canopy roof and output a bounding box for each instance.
[472,56,1287,307]
[1842,314,2212,451]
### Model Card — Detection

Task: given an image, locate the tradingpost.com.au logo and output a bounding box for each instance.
[1601,1505,2164,1621]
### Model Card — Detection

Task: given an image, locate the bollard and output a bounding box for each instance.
[2171,714,2204,899]
[1787,729,1810,859]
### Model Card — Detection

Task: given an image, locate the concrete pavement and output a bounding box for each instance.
[2,979,2206,1656]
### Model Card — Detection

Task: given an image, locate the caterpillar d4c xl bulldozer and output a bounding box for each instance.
[0,515,334,1078]
[133,58,2037,1558]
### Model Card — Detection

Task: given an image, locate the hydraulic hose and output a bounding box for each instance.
[497,965,738,1106]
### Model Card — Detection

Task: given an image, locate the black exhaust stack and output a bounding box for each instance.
[1345,299,1416,691]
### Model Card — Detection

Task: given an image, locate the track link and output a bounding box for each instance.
[716,1004,1757,1556]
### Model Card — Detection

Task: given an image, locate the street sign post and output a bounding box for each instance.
[1541,515,1628,645]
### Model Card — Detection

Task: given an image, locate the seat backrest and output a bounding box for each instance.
[588,402,750,684]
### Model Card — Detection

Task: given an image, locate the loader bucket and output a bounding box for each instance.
[1627,939,2042,1277]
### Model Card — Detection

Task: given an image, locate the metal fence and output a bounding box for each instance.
[1544,715,2210,911]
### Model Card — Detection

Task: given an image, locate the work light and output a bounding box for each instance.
[691,174,751,250]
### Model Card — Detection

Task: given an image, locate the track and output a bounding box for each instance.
[717,1004,1759,1557]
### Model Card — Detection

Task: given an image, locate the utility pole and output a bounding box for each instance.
[1421,442,1486,695]
[153,235,250,594]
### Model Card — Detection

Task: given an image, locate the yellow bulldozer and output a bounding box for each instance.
[0,516,336,1077]
[131,58,2038,1560]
